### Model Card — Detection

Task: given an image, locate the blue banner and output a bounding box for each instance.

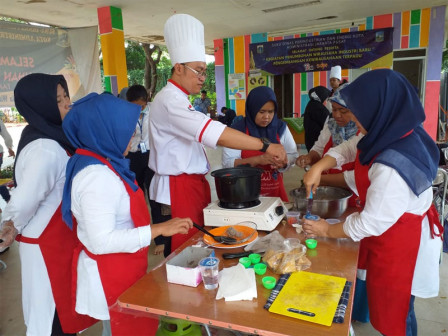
[249,28,393,75]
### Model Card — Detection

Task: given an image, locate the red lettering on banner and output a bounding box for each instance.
[3,72,31,82]
[0,56,35,68]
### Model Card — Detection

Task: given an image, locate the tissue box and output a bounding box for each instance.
[166,246,214,287]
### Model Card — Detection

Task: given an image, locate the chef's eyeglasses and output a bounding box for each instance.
[181,63,207,78]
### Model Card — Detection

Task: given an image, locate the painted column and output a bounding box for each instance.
[424,5,445,140]
[97,6,128,95]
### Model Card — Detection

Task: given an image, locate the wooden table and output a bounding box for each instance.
[118,211,359,336]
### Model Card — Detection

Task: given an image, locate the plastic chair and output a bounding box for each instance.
[156,317,202,336]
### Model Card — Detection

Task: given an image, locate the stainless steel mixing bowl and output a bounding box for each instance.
[289,186,353,218]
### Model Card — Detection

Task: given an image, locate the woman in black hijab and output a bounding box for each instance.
[303,86,331,152]
[0,74,95,335]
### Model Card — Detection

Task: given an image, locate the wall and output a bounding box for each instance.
[214,6,446,139]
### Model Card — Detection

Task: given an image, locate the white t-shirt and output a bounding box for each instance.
[71,164,152,319]
[326,137,441,298]
[3,139,68,336]
[148,81,226,205]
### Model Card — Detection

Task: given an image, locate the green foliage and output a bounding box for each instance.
[0,166,13,179]
[189,62,216,108]
[126,41,145,70]
[442,49,448,73]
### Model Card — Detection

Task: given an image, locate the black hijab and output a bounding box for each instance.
[14,73,75,185]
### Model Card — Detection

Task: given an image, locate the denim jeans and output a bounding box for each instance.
[406,295,417,336]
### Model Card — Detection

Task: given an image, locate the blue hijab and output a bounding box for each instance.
[232,86,286,143]
[339,69,439,196]
[61,92,140,229]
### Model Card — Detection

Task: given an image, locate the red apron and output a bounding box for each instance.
[169,173,211,252]
[16,207,97,331]
[354,151,442,336]
[72,149,158,336]
[322,136,357,206]
[241,130,288,202]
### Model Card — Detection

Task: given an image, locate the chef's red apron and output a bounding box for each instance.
[241,130,288,202]
[354,151,442,336]
[322,136,357,206]
[72,149,158,336]
[16,198,97,330]
[169,173,211,252]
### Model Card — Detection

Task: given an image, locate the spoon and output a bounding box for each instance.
[193,223,237,244]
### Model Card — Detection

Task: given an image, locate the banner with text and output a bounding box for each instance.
[249,28,393,75]
[0,21,83,107]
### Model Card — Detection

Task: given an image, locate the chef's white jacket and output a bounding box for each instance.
[3,139,68,336]
[148,81,226,205]
[70,164,153,319]
[326,135,441,298]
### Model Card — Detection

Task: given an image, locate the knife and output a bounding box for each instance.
[306,190,313,216]
[222,250,264,259]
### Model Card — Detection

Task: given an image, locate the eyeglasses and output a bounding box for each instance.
[181,63,207,78]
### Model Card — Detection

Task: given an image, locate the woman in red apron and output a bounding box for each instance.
[222,86,298,202]
[61,93,192,336]
[302,69,442,336]
[0,74,97,335]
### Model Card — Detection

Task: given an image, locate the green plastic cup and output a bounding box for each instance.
[248,253,261,264]
[254,263,267,275]
[262,276,277,289]
[305,238,318,249]
[239,257,251,268]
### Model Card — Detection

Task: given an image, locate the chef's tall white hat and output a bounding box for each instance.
[164,14,206,65]
[329,65,342,80]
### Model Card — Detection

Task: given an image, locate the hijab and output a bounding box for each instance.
[61,92,140,229]
[308,86,331,103]
[327,83,358,146]
[232,86,286,143]
[339,69,439,196]
[14,74,74,157]
[13,73,74,186]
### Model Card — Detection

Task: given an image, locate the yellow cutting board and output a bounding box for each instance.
[268,271,346,326]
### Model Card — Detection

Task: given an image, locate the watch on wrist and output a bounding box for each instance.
[260,137,271,153]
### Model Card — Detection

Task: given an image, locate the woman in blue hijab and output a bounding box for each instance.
[61,93,192,335]
[302,69,442,336]
[222,86,298,201]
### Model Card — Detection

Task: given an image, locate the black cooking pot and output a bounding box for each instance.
[211,167,263,207]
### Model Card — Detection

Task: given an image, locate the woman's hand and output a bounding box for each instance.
[0,221,18,248]
[266,143,288,166]
[302,218,329,237]
[303,167,322,197]
[152,218,193,238]
[296,154,312,168]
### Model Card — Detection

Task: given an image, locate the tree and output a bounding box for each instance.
[142,43,162,100]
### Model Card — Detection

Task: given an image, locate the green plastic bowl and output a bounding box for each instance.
[262,276,277,289]
[305,238,318,249]
[249,253,261,264]
[254,263,267,275]
[239,257,251,268]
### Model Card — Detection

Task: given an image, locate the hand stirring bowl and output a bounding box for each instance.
[193,223,237,244]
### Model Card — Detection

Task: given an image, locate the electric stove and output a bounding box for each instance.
[203,196,287,231]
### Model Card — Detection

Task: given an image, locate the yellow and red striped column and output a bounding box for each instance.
[97,6,128,95]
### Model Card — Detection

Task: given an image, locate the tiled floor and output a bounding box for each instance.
[0,135,447,335]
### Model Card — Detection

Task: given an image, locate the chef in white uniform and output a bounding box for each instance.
[149,14,287,253]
